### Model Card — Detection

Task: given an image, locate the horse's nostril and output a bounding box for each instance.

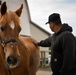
[7,56,17,64]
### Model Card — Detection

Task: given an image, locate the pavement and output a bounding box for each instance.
[37,68,52,75]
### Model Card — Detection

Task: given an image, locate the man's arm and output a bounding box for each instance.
[37,37,52,47]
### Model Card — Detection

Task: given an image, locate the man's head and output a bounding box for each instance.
[46,13,62,32]
[46,13,62,25]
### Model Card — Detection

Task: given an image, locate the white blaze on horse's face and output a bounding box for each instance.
[10,22,15,30]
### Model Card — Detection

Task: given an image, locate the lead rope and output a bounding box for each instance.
[7,64,11,75]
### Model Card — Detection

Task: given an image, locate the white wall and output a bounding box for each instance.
[2,0,31,35]
[30,22,50,51]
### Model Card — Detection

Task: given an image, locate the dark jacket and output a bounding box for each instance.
[38,24,76,75]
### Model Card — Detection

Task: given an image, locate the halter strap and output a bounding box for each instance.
[1,39,18,47]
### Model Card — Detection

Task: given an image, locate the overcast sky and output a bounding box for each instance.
[27,0,76,35]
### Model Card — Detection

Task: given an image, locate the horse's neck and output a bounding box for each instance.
[18,36,26,47]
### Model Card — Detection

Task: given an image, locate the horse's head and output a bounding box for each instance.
[0,2,23,68]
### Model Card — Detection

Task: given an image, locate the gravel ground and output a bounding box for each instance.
[37,68,52,75]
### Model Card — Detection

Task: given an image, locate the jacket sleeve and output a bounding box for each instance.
[37,36,52,47]
[60,33,75,75]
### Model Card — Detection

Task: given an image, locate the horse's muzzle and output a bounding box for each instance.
[7,56,20,68]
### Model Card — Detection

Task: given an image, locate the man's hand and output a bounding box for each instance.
[32,38,38,45]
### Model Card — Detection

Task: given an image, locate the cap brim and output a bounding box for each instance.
[45,22,49,25]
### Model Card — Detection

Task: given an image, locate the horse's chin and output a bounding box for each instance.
[9,64,18,68]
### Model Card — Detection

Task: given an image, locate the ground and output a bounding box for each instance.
[37,68,52,75]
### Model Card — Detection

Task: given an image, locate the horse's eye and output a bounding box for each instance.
[1,26,6,32]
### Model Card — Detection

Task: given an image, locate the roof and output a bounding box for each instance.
[30,21,51,35]
[25,0,51,35]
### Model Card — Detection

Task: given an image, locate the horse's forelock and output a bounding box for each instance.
[7,10,20,26]
[0,10,20,28]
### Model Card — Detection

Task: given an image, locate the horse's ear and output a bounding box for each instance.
[15,4,23,17]
[1,2,7,15]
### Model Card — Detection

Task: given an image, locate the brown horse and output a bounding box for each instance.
[0,2,40,75]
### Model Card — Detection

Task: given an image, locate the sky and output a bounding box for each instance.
[27,0,76,35]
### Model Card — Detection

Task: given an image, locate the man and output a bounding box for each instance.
[34,13,76,75]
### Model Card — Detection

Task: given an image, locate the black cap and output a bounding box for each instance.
[45,13,61,24]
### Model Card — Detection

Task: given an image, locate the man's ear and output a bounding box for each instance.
[15,4,23,17]
[1,2,7,15]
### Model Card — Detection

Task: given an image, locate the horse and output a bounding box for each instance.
[0,2,40,75]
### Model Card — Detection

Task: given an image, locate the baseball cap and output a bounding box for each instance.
[45,13,61,24]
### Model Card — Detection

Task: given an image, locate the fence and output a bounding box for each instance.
[40,50,51,68]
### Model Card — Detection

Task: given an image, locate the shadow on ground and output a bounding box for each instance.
[39,68,51,71]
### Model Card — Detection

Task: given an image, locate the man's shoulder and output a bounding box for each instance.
[60,31,73,36]
[56,31,74,40]
[59,31,75,40]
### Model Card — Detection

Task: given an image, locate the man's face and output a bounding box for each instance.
[49,22,54,32]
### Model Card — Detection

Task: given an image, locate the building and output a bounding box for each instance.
[2,0,51,66]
